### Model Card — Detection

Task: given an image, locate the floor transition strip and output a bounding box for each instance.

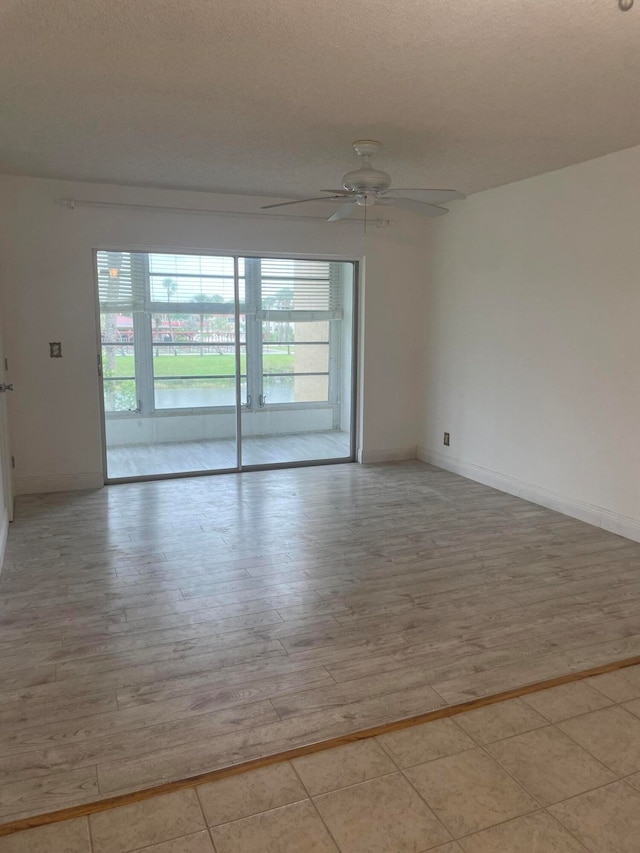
[2,651,640,838]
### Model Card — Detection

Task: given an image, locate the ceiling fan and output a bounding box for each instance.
[261,140,465,221]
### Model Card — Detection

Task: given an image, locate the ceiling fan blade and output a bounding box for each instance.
[390,197,449,217]
[321,189,353,195]
[328,202,358,222]
[261,196,343,210]
[387,189,466,203]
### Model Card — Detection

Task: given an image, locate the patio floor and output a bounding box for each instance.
[106,430,352,478]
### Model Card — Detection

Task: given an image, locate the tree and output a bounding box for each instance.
[161,278,178,353]
[162,277,178,302]
[273,287,294,351]
[191,293,223,353]
[274,287,294,309]
[261,296,277,339]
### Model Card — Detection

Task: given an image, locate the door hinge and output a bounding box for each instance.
[97,354,102,377]
[4,358,7,371]
[11,456,15,469]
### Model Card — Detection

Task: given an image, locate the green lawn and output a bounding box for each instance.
[105,353,294,378]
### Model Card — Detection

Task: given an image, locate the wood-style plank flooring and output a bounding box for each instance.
[1,461,640,823]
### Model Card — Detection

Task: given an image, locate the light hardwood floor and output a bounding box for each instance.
[1,461,640,823]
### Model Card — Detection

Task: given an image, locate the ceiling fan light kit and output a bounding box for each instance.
[261,140,465,222]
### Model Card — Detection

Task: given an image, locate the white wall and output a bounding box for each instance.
[0,176,427,493]
[420,144,640,540]
[358,223,428,462]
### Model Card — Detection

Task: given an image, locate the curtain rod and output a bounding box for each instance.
[58,198,389,225]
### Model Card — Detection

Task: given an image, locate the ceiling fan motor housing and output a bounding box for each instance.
[342,139,391,194]
[341,166,392,193]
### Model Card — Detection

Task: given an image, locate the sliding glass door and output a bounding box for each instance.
[96,251,356,481]
[240,257,354,466]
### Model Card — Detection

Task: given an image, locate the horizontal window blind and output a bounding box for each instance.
[148,254,237,277]
[148,254,241,304]
[98,254,344,315]
[97,251,146,312]
[259,259,342,313]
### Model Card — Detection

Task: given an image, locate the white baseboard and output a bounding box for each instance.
[15,472,104,495]
[0,509,8,578]
[358,446,417,464]
[417,446,640,544]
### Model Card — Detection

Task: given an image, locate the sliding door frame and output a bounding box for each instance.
[93,247,360,484]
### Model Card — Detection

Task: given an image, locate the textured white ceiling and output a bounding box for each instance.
[2,0,640,198]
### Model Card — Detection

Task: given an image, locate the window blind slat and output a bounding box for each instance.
[259,259,342,313]
[97,251,146,312]
[148,253,240,303]
[97,254,344,315]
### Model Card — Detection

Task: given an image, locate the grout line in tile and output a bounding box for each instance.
[483,715,626,804]
[548,716,625,781]
[374,736,398,766]
[191,778,209,831]
[86,811,95,853]
[585,673,634,702]
[125,830,209,853]
[289,761,344,853]
[307,795,343,853]
[623,700,640,720]
[450,807,548,845]
[193,781,208,826]
[476,743,546,809]
[540,805,593,852]
[547,773,629,810]
[397,764,462,842]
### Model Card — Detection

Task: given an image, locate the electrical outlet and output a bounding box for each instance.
[444,432,450,446]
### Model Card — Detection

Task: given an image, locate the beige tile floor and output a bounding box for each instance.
[3,664,640,852]
[3,461,640,822]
